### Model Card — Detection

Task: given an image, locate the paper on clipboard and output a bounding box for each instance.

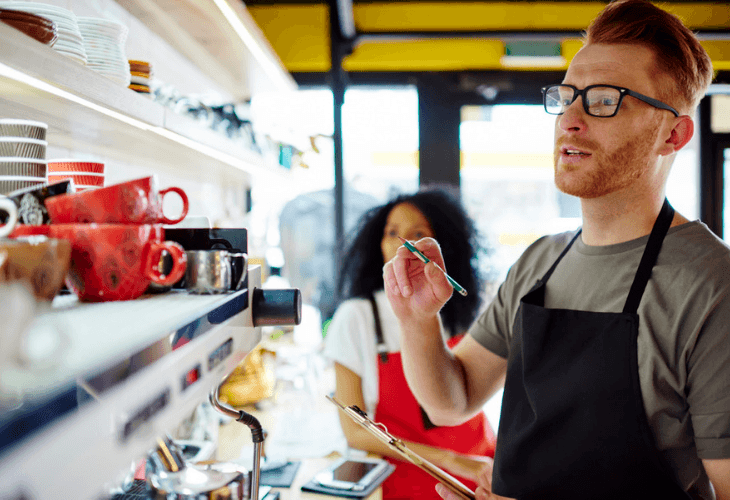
[327,395,476,500]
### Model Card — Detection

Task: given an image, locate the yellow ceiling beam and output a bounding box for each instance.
[353,2,602,32]
[247,4,330,72]
[703,41,730,71]
[343,39,510,71]
[248,4,730,73]
[352,2,730,32]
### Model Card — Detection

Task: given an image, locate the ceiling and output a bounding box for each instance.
[244,1,730,76]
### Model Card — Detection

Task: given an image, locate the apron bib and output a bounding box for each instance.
[492,199,689,499]
[369,295,496,499]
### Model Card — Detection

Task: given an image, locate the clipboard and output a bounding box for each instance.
[327,395,476,500]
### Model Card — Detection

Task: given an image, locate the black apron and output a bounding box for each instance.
[492,199,690,500]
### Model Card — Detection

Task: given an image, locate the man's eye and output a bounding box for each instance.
[387,229,398,237]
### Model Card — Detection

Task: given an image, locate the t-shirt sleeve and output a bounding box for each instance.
[468,279,512,359]
[687,291,730,459]
[323,299,370,378]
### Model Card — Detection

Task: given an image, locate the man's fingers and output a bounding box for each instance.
[391,246,418,297]
[382,260,399,297]
[424,262,454,302]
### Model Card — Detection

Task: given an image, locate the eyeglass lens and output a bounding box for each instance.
[545,86,621,117]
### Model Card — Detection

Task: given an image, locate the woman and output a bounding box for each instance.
[323,188,496,499]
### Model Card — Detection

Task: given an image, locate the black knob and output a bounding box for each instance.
[252,288,302,327]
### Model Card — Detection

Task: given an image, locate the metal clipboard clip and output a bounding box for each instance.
[326,395,476,500]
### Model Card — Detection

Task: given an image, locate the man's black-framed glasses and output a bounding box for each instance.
[541,84,679,118]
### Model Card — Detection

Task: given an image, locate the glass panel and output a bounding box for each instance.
[460,105,580,289]
[711,95,730,133]
[666,121,700,221]
[461,103,701,290]
[250,86,419,324]
[342,86,420,201]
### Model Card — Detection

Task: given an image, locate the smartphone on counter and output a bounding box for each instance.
[314,457,390,491]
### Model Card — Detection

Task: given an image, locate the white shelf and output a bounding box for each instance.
[0,22,293,185]
[0,267,264,500]
[0,2,297,496]
[115,0,297,101]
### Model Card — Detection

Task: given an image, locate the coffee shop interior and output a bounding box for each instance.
[0,0,729,498]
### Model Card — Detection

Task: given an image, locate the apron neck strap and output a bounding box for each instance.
[369,294,389,363]
[538,230,582,285]
[622,198,675,314]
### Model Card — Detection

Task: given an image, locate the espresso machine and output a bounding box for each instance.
[0,227,301,500]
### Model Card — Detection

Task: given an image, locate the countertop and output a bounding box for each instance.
[214,335,382,500]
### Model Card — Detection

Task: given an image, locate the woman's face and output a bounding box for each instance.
[381,202,435,263]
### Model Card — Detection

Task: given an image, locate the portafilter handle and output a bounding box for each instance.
[209,386,264,500]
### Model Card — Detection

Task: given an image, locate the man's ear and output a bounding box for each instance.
[658,115,694,156]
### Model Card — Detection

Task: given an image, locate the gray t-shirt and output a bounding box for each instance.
[470,221,730,498]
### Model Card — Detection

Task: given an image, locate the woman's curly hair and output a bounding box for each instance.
[337,187,484,336]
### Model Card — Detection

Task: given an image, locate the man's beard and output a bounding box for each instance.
[553,122,661,199]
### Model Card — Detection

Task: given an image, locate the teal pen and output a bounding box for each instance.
[398,236,468,297]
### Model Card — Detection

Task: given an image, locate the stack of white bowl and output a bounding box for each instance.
[0,1,87,64]
[0,119,47,195]
[77,16,130,87]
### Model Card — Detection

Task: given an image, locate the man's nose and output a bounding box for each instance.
[558,97,587,132]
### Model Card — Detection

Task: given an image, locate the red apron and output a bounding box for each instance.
[374,334,496,499]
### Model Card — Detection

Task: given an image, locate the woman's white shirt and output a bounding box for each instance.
[323,290,401,416]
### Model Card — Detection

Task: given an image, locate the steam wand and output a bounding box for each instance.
[209,385,264,500]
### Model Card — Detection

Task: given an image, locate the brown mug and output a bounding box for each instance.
[0,236,71,301]
[45,175,189,225]
[48,224,187,302]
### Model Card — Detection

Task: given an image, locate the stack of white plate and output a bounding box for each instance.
[0,1,87,64]
[0,119,47,194]
[77,16,130,87]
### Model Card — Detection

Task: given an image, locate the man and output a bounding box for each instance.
[382,1,730,498]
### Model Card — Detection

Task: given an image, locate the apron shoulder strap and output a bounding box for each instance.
[623,198,675,314]
[535,229,583,286]
[370,293,439,430]
[368,294,389,363]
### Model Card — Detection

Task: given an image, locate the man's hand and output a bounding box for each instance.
[434,458,514,500]
[383,237,453,323]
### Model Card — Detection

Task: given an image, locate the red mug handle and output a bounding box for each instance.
[147,241,187,286]
[159,187,189,225]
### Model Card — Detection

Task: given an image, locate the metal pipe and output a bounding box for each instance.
[209,386,264,500]
[336,0,356,39]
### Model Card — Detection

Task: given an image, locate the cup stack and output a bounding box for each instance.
[36,175,190,302]
[0,119,48,195]
[128,59,152,95]
[47,160,105,191]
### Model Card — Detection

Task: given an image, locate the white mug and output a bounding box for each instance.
[0,196,19,238]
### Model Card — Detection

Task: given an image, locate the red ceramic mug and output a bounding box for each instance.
[48,224,187,302]
[45,175,189,225]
